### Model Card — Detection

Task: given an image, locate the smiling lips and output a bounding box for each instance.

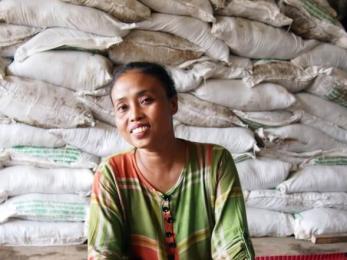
[130,124,150,134]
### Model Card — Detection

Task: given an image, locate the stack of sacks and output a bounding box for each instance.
[1,0,347,244]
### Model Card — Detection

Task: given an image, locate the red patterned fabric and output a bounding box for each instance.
[256,253,347,260]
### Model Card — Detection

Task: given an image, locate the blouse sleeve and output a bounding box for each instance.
[210,148,255,260]
[87,163,128,260]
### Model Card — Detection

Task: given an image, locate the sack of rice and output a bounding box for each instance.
[0,0,135,37]
[277,165,347,193]
[174,123,257,153]
[0,76,95,128]
[0,165,93,198]
[292,43,347,71]
[301,148,347,166]
[233,110,302,129]
[211,16,318,59]
[169,58,251,92]
[174,93,245,128]
[215,0,292,27]
[139,0,215,23]
[299,111,347,143]
[192,79,296,111]
[135,13,230,62]
[244,61,316,92]
[0,123,65,148]
[8,50,113,91]
[60,0,150,22]
[76,89,115,126]
[0,220,86,246]
[0,42,21,58]
[247,207,294,237]
[5,146,99,169]
[294,208,347,239]
[0,24,40,48]
[291,92,347,130]
[0,193,89,223]
[245,190,347,213]
[49,122,132,157]
[279,0,347,49]
[306,67,347,107]
[236,157,292,190]
[14,28,122,62]
[108,30,203,66]
[256,124,347,153]
[0,57,11,80]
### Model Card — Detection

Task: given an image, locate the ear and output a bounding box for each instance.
[170,95,178,115]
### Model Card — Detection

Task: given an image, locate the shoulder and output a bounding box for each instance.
[97,149,137,179]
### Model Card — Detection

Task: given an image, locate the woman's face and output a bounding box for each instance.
[111,70,178,150]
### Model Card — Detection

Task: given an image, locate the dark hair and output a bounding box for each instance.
[111,62,177,99]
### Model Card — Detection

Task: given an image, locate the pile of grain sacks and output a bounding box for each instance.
[1,0,347,245]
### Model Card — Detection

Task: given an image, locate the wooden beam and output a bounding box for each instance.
[311,233,347,244]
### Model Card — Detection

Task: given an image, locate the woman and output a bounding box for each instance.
[88,62,255,260]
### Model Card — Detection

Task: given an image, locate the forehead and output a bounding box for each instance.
[111,70,166,100]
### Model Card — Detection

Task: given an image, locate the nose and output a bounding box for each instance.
[129,103,144,122]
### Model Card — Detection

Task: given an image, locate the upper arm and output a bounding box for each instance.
[210,148,255,260]
[88,163,128,260]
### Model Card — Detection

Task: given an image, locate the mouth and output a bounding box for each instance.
[130,124,150,134]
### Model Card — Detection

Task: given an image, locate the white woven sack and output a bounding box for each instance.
[292,93,347,130]
[277,165,347,193]
[211,16,318,60]
[49,122,132,157]
[0,220,86,246]
[0,24,41,47]
[0,76,95,128]
[0,0,135,37]
[294,208,347,239]
[236,158,292,190]
[0,193,89,223]
[233,110,302,129]
[216,0,292,27]
[5,146,100,169]
[108,30,203,66]
[174,123,257,153]
[76,90,115,126]
[299,111,347,143]
[245,190,347,213]
[256,124,347,153]
[169,58,251,92]
[192,79,296,111]
[139,0,215,23]
[0,42,21,58]
[247,207,294,237]
[135,13,230,62]
[0,165,93,197]
[8,50,113,91]
[0,123,65,148]
[174,93,245,128]
[60,0,151,22]
[301,148,347,167]
[14,28,122,62]
[0,57,11,80]
[306,67,347,107]
[244,61,316,92]
[279,0,347,49]
[292,43,347,72]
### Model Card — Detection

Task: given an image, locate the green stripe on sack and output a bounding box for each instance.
[12,146,82,164]
[301,0,338,25]
[312,156,347,165]
[326,88,347,107]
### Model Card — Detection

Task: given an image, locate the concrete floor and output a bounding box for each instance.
[0,238,346,259]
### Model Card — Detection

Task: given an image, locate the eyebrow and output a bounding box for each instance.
[113,89,153,103]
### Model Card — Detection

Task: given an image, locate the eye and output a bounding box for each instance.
[116,104,128,113]
[140,96,154,105]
